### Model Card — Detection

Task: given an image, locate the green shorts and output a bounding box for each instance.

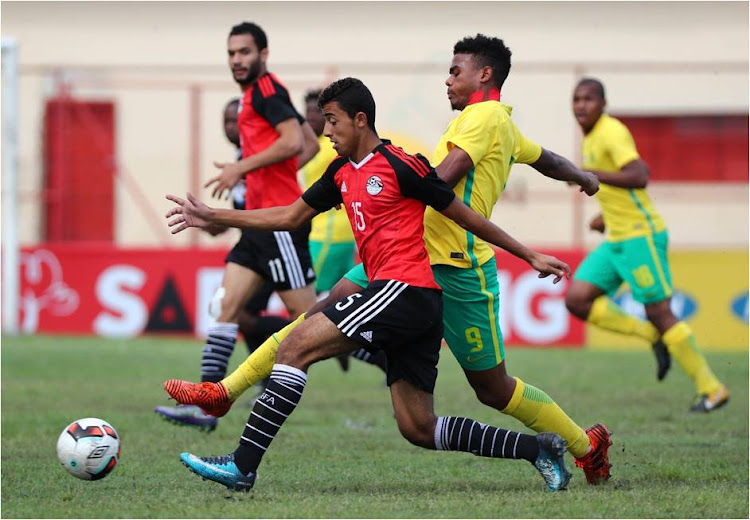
[574,230,673,305]
[344,258,505,371]
[310,240,356,293]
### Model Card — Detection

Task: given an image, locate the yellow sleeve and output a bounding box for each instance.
[513,124,543,164]
[606,122,640,169]
[448,106,497,166]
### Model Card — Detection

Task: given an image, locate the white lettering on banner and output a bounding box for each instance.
[495,269,569,344]
[93,266,148,337]
[196,267,224,337]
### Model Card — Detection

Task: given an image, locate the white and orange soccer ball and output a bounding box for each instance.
[56,418,121,480]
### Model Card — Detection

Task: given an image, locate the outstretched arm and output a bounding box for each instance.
[530,148,599,195]
[439,197,570,283]
[590,158,649,189]
[165,194,317,234]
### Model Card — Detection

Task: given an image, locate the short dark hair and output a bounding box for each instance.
[317,78,376,131]
[224,97,240,112]
[229,22,268,51]
[304,89,323,104]
[577,78,606,100]
[453,34,512,90]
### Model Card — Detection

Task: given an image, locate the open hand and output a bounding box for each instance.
[205,161,244,199]
[528,252,571,284]
[165,193,214,234]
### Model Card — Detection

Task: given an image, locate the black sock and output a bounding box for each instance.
[434,416,539,462]
[234,364,307,474]
[200,323,238,383]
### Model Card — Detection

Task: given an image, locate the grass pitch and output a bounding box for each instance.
[1,334,748,518]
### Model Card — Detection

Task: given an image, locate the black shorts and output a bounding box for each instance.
[322,280,443,394]
[225,224,316,292]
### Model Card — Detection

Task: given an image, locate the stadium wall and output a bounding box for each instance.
[2,1,748,250]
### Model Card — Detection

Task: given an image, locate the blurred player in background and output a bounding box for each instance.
[300,88,387,372]
[565,78,729,412]
[154,21,319,431]
[164,34,612,486]
[166,76,575,492]
[218,98,292,383]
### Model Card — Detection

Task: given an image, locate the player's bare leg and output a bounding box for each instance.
[566,279,668,380]
[462,361,610,483]
[389,378,571,491]
[645,298,728,412]
[164,278,364,415]
[277,284,317,320]
[179,313,359,491]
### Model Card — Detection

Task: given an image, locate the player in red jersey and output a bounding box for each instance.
[166,78,574,492]
[154,22,319,431]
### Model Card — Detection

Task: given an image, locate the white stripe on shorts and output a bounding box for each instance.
[339,280,408,336]
[273,231,305,289]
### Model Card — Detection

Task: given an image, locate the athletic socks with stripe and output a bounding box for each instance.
[200,322,239,383]
[234,364,307,475]
[434,416,539,462]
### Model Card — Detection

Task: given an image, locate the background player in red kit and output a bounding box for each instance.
[154,22,319,430]
[165,78,574,493]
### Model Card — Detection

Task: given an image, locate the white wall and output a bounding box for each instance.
[2,1,748,248]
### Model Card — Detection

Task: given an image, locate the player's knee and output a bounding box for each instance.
[210,286,243,322]
[565,290,589,319]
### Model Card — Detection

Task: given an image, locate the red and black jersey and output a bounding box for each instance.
[239,72,305,210]
[302,141,455,290]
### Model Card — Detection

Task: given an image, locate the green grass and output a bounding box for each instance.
[2,335,748,518]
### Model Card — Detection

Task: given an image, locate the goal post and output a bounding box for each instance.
[2,38,20,335]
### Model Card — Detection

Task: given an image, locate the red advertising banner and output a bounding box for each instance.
[17,244,584,346]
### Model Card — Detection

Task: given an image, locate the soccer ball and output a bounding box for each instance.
[56,418,121,480]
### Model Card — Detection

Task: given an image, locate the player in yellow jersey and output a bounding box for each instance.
[566,78,729,412]
[163,35,614,486]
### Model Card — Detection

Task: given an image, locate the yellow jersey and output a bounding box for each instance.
[582,114,666,241]
[424,100,542,268]
[301,135,354,243]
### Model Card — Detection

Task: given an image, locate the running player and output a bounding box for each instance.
[164,34,612,485]
[565,77,729,412]
[165,77,576,492]
[300,88,387,372]
[154,21,320,431]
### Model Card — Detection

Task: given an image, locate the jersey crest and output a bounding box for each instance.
[366,175,384,196]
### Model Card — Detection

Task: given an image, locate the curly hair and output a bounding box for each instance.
[453,34,512,90]
[317,77,376,131]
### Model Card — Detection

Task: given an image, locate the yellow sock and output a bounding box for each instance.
[221,313,306,400]
[502,377,590,458]
[663,321,722,396]
[588,296,660,343]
